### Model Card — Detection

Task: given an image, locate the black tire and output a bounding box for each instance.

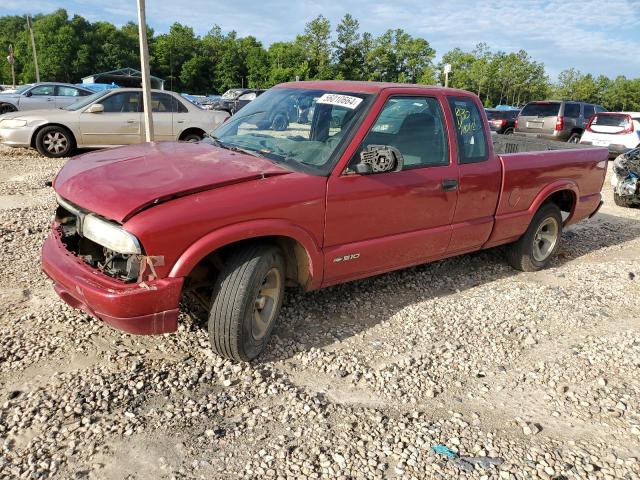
[567,133,581,144]
[208,243,285,361]
[614,193,636,208]
[503,128,514,135]
[271,113,288,131]
[506,202,562,272]
[35,125,75,158]
[181,132,203,142]
[0,103,17,115]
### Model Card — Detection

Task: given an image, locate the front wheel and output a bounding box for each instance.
[0,103,17,114]
[35,126,75,158]
[208,243,285,361]
[506,203,562,271]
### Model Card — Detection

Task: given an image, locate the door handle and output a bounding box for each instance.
[177,120,184,124]
[441,179,458,191]
[47,98,54,102]
[126,120,136,124]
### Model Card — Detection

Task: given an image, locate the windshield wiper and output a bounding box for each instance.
[208,135,265,159]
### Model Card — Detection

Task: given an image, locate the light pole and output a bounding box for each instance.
[443,63,451,88]
[137,0,154,142]
[7,45,15,88]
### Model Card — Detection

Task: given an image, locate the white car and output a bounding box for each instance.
[580,111,640,156]
[0,88,229,157]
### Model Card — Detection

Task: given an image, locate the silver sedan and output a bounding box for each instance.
[0,88,229,157]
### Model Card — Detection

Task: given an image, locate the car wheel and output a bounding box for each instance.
[208,243,285,361]
[35,126,75,158]
[614,193,637,208]
[182,132,202,142]
[506,202,562,272]
[271,113,289,131]
[567,133,581,144]
[0,103,17,114]
[503,128,514,135]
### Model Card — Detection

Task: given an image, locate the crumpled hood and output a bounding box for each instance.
[54,141,290,222]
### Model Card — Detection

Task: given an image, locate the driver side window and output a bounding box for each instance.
[356,96,449,169]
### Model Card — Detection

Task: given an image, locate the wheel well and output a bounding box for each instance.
[31,123,76,148]
[183,235,311,309]
[545,189,576,216]
[179,127,206,141]
[570,128,583,136]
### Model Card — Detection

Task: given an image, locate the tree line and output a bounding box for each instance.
[1,9,638,111]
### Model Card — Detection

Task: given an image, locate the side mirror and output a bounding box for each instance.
[86,104,104,113]
[353,145,404,174]
[24,91,32,97]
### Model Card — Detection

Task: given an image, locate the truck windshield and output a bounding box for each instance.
[208,87,372,175]
[520,102,561,117]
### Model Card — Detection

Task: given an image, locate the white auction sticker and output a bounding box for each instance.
[316,93,363,109]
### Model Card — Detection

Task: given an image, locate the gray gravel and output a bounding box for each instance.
[0,144,639,479]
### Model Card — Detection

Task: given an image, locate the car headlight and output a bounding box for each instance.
[0,119,27,128]
[82,214,141,255]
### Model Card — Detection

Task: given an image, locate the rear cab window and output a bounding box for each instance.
[520,102,560,117]
[447,97,488,163]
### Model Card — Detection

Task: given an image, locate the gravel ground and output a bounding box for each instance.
[0,144,639,479]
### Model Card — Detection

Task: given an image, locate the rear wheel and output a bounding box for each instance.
[35,126,74,158]
[503,128,514,135]
[208,243,285,361]
[506,203,562,271]
[181,132,203,142]
[567,133,581,144]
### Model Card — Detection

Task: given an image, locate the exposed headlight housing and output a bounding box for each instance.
[82,214,141,255]
[0,119,27,129]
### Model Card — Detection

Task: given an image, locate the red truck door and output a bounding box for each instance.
[323,93,460,286]
[444,96,501,253]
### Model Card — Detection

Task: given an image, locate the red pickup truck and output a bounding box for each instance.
[42,81,607,361]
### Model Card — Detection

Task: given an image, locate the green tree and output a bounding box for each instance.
[333,14,362,80]
[298,15,332,79]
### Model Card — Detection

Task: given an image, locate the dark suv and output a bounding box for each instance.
[515,100,606,143]
[485,109,519,134]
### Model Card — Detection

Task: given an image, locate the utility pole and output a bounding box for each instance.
[26,15,40,83]
[7,45,15,88]
[136,0,154,142]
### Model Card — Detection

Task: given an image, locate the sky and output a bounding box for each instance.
[4,0,640,80]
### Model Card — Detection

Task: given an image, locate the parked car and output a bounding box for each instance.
[0,88,229,157]
[485,108,519,134]
[0,82,93,114]
[181,94,216,110]
[579,111,640,156]
[211,88,264,115]
[515,100,606,143]
[41,81,607,361]
[610,147,640,207]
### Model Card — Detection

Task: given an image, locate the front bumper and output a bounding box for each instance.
[0,126,34,148]
[41,228,184,334]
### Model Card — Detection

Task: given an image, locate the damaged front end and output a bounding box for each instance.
[55,195,162,283]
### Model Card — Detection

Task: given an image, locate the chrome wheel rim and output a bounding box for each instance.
[43,131,68,154]
[252,268,282,341]
[532,217,559,262]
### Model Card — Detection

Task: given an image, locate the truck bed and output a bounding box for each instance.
[484,138,608,248]
[493,133,594,155]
